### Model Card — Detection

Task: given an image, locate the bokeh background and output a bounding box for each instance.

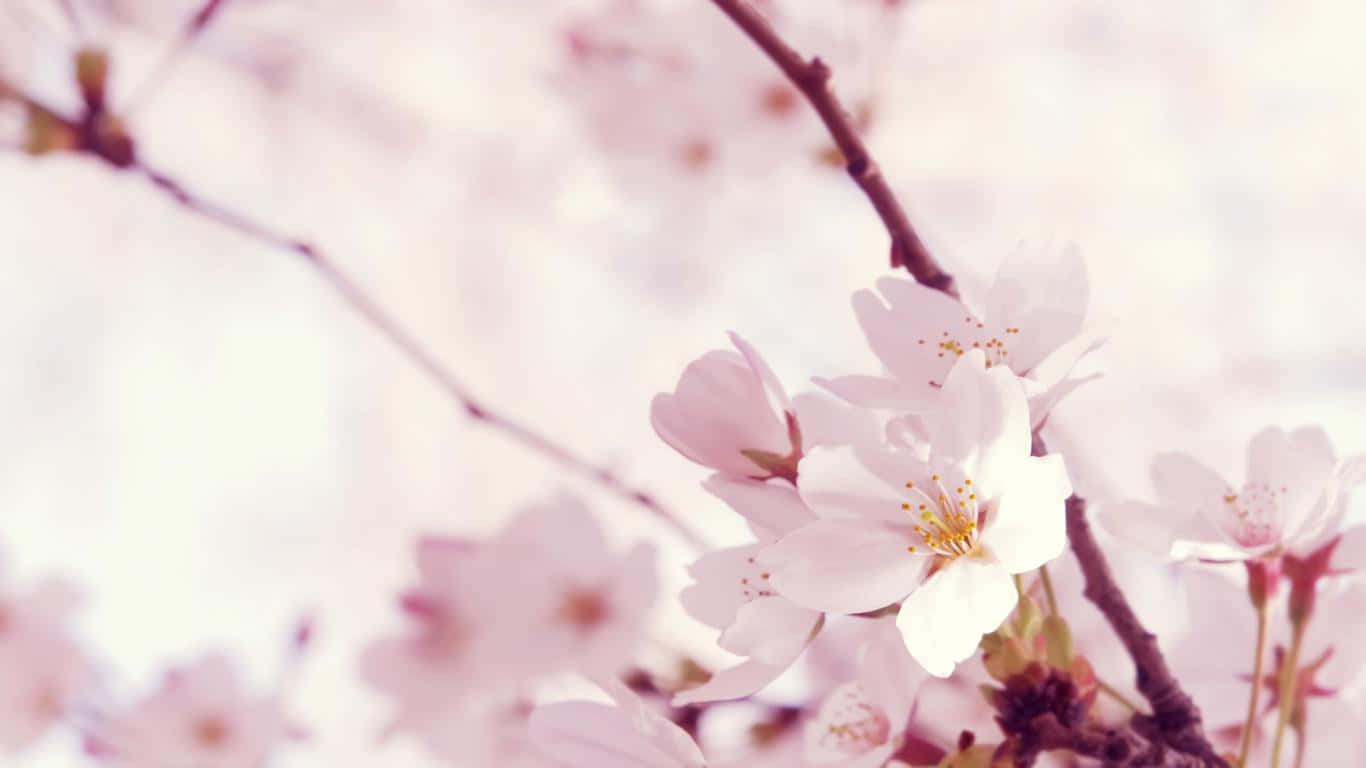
[2,0,1364,765]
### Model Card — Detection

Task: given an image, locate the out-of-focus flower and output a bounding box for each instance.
[0,574,92,754]
[87,655,297,768]
[762,352,1071,677]
[1168,569,1366,765]
[818,244,1102,429]
[360,536,503,740]
[530,678,707,768]
[1099,426,1363,563]
[674,477,821,705]
[363,495,658,753]
[803,617,928,767]
[487,495,658,680]
[652,333,801,480]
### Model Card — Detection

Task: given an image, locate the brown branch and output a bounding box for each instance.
[706,0,957,296]
[1028,714,1217,768]
[133,163,707,551]
[1063,495,1226,766]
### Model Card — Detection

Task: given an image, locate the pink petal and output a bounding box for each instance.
[760,519,926,614]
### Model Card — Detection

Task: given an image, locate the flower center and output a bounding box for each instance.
[558,588,611,633]
[193,716,230,748]
[916,316,1021,387]
[901,473,981,557]
[1220,480,1288,548]
[818,686,891,755]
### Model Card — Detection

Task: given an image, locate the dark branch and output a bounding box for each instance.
[707,0,957,296]
[1063,495,1227,766]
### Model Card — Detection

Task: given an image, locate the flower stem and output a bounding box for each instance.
[1270,618,1307,768]
[1039,564,1060,616]
[1237,601,1270,767]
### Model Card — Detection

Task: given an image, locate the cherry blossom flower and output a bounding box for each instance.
[88,654,297,768]
[761,351,1071,677]
[487,495,659,680]
[1168,569,1366,765]
[364,495,658,743]
[1099,425,1363,563]
[0,574,92,754]
[652,333,801,480]
[674,477,821,705]
[803,617,927,767]
[817,244,1102,429]
[529,677,707,768]
[360,536,504,739]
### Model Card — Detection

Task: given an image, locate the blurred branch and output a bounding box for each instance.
[707,0,957,296]
[133,164,709,552]
[1,65,707,552]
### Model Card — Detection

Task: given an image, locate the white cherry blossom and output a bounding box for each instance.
[818,244,1102,429]
[762,351,1071,676]
[530,678,706,768]
[1099,425,1364,562]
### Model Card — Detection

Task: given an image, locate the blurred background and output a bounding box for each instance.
[2,0,1364,765]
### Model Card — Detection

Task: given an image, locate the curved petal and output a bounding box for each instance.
[897,558,1016,678]
[1095,500,1194,557]
[703,475,815,540]
[729,331,792,414]
[926,352,1031,494]
[813,374,927,412]
[760,519,926,614]
[671,657,791,707]
[1150,452,1229,507]
[797,445,917,525]
[979,454,1071,573]
[530,698,703,768]
[719,596,820,664]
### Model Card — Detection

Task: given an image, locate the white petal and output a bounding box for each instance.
[1095,500,1191,557]
[926,352,1031,494]
[671,657,791,707]
[797,445,916,526]
[718,596,820,664]
[980,454,1071,573]
[896,558,1016,678]
[760,519,926,614]
[703,475,815,539]
[1150,452,1229,507]
[791,391,890,450]
[813,374,928,411]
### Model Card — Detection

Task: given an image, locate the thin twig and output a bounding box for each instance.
[706,0,957,296]
[131,163,709,552]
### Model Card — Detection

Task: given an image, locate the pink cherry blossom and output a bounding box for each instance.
[529,678,707,768]
[674,477,821,705]
[364,495,658,743]
[652,333,801,480]
[88,654,297,768]
[803,617,926,767]
[762,351,1072,677]
[484,495,659,680]
[818,243,1102,429]
[0,574,92,754]
[1099,425,1363,562]
[1168,569,1366,765]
